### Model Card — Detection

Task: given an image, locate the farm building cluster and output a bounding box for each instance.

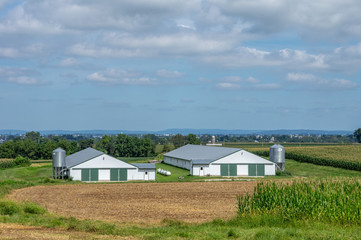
[52,148,156,181]
[53,144,284,182]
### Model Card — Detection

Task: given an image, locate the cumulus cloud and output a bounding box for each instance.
[0,47,19,58]
[210,0,361,40]
[216,75,280,90]
[286,72,358,90]
[0,67,45,85]
[156,69,182,78]
[59,58,80,67]
[87,69,158,85]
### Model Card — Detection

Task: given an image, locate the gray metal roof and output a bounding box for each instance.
[164,144,241,163]
[53,147,65,153]
[132,163,156,169]
[270,144,284,149]
[65,147,104,168]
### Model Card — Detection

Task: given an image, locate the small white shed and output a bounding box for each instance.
[66,148,156,181]
[163,144,275,177]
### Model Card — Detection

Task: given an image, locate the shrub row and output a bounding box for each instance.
[0,200,45,216]
[237,179,361,224]
[0,156,31,169]
[250,150,361,171]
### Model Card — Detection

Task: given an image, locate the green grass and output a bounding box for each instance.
[286,159,361,177]
[155,163,200,182]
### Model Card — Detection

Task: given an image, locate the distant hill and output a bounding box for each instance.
[0,129,353,136]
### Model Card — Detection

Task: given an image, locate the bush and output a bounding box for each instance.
[13,156,31,167]
[0,200,21,215]
[23,202,46,214]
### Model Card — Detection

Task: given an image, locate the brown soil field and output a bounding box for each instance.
[0,223,132,240]
[9,182,256,224]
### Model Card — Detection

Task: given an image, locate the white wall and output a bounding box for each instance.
[164,156,191,170]
[237,165,248,176]
[137,169,156,180]
[214,150,273,164]
[98,169,110,181]
[265,164,276,175]
[70,169,81,180]
[192,164,220,176]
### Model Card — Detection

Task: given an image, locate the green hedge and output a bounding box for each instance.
[250,150,361,171]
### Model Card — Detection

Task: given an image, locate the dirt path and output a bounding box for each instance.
[9,182,256,224]
[0,223,133,240]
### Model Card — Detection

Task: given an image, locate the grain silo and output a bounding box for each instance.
[52,148,66,179]
[269,144,285,171]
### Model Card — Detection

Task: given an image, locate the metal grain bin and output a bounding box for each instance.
[269,144,285,171]
[52,148,66,179]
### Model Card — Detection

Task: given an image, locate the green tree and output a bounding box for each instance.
[171,134,187,148]
[25,131,41,143]
[354,128,361,143]
[79,139,94,150]
[188,133,200,145]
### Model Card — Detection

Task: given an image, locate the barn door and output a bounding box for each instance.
[81,169,90,181]
[90,169,98,181]
[248,164,265,176]
[221,164,228,176]
[229,164,237,176]
[256,164,265,176]
[221,164,237,176]
[248,165,257,176]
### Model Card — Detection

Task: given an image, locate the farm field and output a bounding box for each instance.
[8,182,256,224]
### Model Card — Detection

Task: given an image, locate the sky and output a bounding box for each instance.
[0,0,360,131]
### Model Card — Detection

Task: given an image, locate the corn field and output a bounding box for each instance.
[237,179,361,224]
[249,145,361,171]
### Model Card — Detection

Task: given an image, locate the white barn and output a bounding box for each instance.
[163,144,275,177]
[65,148,156,181]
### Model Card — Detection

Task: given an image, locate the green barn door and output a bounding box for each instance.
[248,165,257,176]
[229,164,237,176]
[90,169,99,181]
[81,169,90,181]
[110,169,118,181]
[257,164,265,176]
[119,169,127,181]
[221,164,228,176]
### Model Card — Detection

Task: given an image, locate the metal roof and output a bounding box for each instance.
[132,163,156,169]
[53,147,65,153]
[65,147,104,168]
[270,144,284,149]
[164,144,241,163]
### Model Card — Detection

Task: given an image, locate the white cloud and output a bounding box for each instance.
[59,58,80,67]
[7,76,39,85]
[87,69,158,85]
[0,47,19,58]
[286,72,358,90]
[216,75,280,90]
[216,82,241,89]
[0,67,44,85]
[157,69,182,78]
[286,73,316,82]
[210,0,361,41]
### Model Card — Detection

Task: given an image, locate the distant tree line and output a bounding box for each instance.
[0,130,359,160]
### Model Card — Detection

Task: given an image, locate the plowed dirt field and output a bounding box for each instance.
[9,182,256,224]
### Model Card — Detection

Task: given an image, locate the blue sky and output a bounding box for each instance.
[0,0,360,131]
